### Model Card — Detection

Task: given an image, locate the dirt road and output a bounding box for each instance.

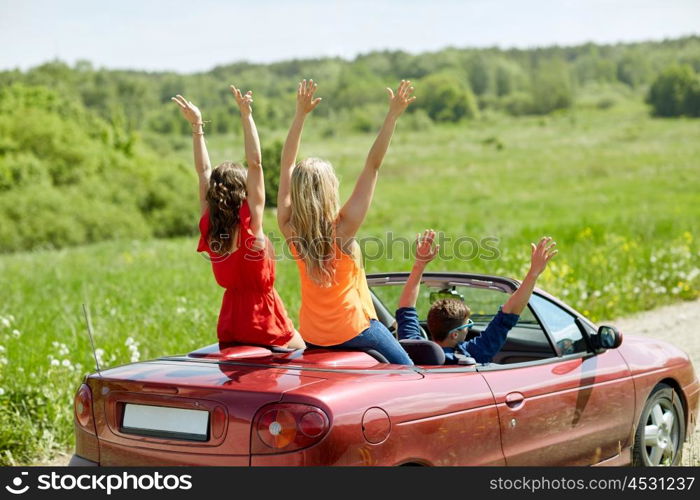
[605,298,700,465]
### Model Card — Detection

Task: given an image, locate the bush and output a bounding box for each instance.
[0,84,199,252]
[416,73,479,122]
[647,65,700,117]
[260,140,283,208]
[501,92,534,116]
[530,61,574,114]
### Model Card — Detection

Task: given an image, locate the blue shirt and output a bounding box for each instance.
[396,306,520,364]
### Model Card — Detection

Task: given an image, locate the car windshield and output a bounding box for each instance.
[370,277,558,363]
[371,279,512,326]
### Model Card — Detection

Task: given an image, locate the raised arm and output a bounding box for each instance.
[171,95,211,216]
[277,79,322,238]
[230,85,265,249]
[502,237,558,314]
[398,230,439,309]
[337,80,415,241]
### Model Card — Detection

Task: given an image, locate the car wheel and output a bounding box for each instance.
[632,383,685,466]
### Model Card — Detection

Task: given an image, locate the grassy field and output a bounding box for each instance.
[1,102,699,464]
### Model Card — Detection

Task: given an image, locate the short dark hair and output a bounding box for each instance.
[427,299,471,342]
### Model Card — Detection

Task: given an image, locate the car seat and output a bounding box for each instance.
[399,339,446,365]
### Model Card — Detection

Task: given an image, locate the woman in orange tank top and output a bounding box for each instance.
[276,79,415,365]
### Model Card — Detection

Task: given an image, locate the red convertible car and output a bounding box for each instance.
[71,272,699,466]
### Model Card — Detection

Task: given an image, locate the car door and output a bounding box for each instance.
[396,365,505,466]
[478,295,635,465]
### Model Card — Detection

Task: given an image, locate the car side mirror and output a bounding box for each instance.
[592,325,623,352]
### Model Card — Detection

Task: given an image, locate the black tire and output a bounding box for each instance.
[632,383,685,466]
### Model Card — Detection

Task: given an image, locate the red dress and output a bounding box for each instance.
[197,201,294,346]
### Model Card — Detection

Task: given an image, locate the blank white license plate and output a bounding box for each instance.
[122,404,209,441]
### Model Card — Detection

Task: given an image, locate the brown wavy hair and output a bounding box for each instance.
[206,162,247,255]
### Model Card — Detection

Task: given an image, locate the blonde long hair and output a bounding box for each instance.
[289,158,340,286]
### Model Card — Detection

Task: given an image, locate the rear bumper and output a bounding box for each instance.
[69,455,98,466]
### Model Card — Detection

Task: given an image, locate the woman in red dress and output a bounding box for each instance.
[172,87,305,349]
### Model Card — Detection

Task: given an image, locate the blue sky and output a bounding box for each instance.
[1,0,699,73]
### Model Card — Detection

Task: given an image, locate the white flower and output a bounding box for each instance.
[650,255,657,263]
[110,308,117,316]
[50,359,60,367]
[0,388,5,396]
[175,307,186,315]
[11,329,20,338]
[130,352,140,363]
[0,357,7,365]
[61,359,71,368]
[0,317,10,328]
[593,290,602,298]
[125,337,135,346]
[0,345,5,353]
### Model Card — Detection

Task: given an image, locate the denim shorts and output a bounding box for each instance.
[336,319,414,365]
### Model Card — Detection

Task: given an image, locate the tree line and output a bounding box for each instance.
[1,36,699,252]
[1,36,699,137]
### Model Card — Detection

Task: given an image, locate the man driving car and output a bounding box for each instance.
[396,230,557,364]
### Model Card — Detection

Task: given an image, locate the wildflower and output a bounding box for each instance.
[0,357,7,365]
[650,255,657,264]
[130,352,140,363]
[61,359,71,368]
[51,359,60,367]
[0,345,4,353]
[593,290,602,298]
[11,329,20,338]
[0,388,4,396]
[176,307,186,314]
[125,337,135,346]
[0,317,10,328]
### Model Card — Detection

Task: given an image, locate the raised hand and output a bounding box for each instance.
[171,95,202,125]
[296,79,322,115]
[415,229,439,265]
[386,80,416,118]
[529,237,558,276]
[230,85,253,116]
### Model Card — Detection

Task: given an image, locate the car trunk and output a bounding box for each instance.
[88,358,327,466]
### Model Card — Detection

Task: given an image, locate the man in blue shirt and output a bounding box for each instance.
[396,230,557,364]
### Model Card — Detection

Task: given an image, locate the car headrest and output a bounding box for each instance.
[399,339,446,365]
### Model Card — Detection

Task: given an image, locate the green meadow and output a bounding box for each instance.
[1,100,699,464]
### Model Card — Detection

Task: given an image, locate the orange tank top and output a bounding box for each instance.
[290,241,377,346]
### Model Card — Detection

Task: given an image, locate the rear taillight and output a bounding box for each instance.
[74,383,96,434]
[252,403,329,454]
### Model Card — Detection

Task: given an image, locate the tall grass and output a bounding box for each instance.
[1,103,699,464]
